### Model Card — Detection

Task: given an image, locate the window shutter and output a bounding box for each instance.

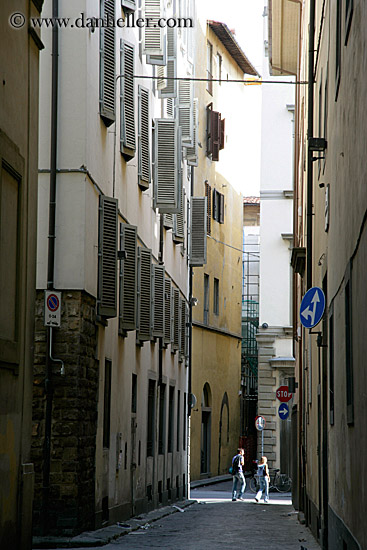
[205,181,212,235]
[138,85,151,189]
[121,0,136,12]
[179,296,186,362]
[173,186,185,244]
[157,63,168,91]
[172,288,180,351]
[165,97,174,118]
[152,265,165,338]
[146,32,167,66]
[158,27,177,98]
[220,118,225,150]
[212,111,221,161]
[120,40,136,160]
[142,0,164,56]
[163,213,174,229]
[219,193,224,224]
[153,118,180,213]
[186,98,198,166]
[164,278,172,346]
[185,301,189,362]
[119,224,137,332]
[100,0,116,127]
[190,197,207,267]
[98,196,118,318]
[137,247,152,342]
[178,80,193,146]
[212,189,218,221]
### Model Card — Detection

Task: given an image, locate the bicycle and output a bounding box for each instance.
[249,468,292,493]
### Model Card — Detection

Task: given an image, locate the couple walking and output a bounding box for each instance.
[231,449,270,503]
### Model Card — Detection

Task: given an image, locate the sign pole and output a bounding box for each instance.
[261,429,264,457]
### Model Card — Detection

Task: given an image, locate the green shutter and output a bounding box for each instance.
[120,40,136,159]
[119,223,137,332]
[98,195,118,318]
[100,0,116,126]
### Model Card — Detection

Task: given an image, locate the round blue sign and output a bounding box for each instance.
[300,286,325,329]
[278,403,289,420]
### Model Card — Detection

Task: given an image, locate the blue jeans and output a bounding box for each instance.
[232,472,246,499]
[256,477,269,502]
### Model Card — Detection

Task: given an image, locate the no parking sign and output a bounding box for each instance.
[44,291,62,327]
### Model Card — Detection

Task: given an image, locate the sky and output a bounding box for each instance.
[200,0,265,196]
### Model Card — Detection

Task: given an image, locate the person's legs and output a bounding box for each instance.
[264,477,269,502]
[232,475,238,499]
[238,473,246,498]
[256,478,265,502]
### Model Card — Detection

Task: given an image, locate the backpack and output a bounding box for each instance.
[232,454,241,475]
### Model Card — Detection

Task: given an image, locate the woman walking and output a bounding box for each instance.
[255,456,270,503]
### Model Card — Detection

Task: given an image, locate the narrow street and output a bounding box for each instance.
[41,480,320,550]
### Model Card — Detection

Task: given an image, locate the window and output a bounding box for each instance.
[164,278,172,346]
[119,223,137,332]
[103,360,112,448]
[217,53,222,85]
[98,196,118,318]
[178,80,194,146]
[168,386,174,453]
[345,266,354,425]
[204,274,209,325]
[137,85,151,189]
[207,41,213,94]
[120,41,136,160]
[183,393,187,450]
[335,0,342,99]
[147,380,156,456]
[212,189,224,223]
[158,384,166,454]
[329,307,334,426]
[345,0,353,45]
[172,288,180,351]
[131,373,137,414]
[153,118,180,213]
[153,265,165,338]
[206,104,224,161]
[137,247,152,342]
[213,278,219,315]
[204,181,212,235]
[177,390,181,451]
[190,196,207,267]
[99,0,116,126]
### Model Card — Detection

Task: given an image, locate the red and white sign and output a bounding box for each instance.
[276,386,292,403]
[255,416,266,431]
[44,290,62,327]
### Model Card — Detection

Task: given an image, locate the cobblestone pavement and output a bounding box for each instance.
[39,480,321,550]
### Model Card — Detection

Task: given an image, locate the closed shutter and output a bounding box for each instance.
[137,247,152,342]
[153,118,180,213]
[120,40,136,159]
[164,278,172,346]
[157,63,168,91]
[185,301,189,361]
[178,80,193,146]
[212,189,218,221]
[138,85,151,189]
[220,118,225,150]
[219,193,225,224]
[165,97,174,118]
[158,27,177,98]
[119,223,137,332]
[173,186,185,244]
[179,296,186,362]
[152,265,165,338]
[98,195,118,318]
[172,288,180,351]
[142,0,164,56]
[204,181,212,235]
[190,197,207,267]
[211,110,221,161]
[100,0,116,127]
[121,0,136,13]
[163,213,174,229]
[186,98,198,166]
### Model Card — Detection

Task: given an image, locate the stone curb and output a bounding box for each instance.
[189,474,232,489]
[32,499,196,548]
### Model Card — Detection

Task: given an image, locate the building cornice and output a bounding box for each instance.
[192,321,241,341]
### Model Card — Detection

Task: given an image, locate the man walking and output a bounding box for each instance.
[231,448,246,501]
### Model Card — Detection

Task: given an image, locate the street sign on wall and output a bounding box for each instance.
[44,290,62,327]
[278,403,289,420]
[300,286,325,329]
[276,386,292,402]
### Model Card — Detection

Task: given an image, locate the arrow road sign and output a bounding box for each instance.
[255,416,266,431]
[300,286,325,329]
[278,403,289,420]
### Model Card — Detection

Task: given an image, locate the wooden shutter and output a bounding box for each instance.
[153,265,165,338]
[157,63,168,91]
[219,193,224,224]
[220,118,225,150]
[212,111,221,161]
[179,296,186,362]
[165,97,174,118]
[205,181,212,235]
[212,189,218,221]
[186,98,198,166]
[173,186,185,244]
[100,0,116,127]
[172,288,180,351]
[185,301,189,361]
[164,278,172,346]
[153,118,180,213]
[121,0,136,13]
[138,85,151,189]
[98,195,118,318]
[137,247,152,342]
[163,213,174,229]
[190,197,207,267]
[178,80,193,146]
[120,40,136,160]
[119,223,137,332]
[143,0,164,56]
[158,27,177,98]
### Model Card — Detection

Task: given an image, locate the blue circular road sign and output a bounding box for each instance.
[300,286,325,329]
[278,403,289,420]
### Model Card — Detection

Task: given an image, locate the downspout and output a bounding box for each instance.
[306,0,315,290]
[42,0,59,534]
[187,166,194,499]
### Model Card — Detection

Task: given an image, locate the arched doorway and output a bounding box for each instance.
[200,383,212,476]
[218,392,229,475]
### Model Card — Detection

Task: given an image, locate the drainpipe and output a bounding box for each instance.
[42,0,59,534]
[306,0,315,290]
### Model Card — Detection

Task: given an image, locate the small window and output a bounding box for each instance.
[204,274,209,325]
[205,181,212,235]
[168,386,175,453]
[213,278,219,315]
[212,190,224,223]
[217,53,222,85]
[103,360,112,448]
[207,41,213,95]
[131,373,137,414]
[158,383,166,454]
[147,380,156,456]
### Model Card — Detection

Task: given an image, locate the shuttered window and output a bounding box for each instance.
[178,80,193,146]
[119,223,137,332]
[206,103,221,161]
[164,278,172,346]
[98,196,118,318]
[190,197,207,267]
[204,181,212,235]
[137,247,152,342]
[153,264,165,338]
[158,27,177,99]
[153,119,180,213]
[120,40,136,159]
[179,296,186,363]
[173,186,185,244]
[172,288,180,351]
[213,189,224,224]
[138,85,151,189]
[219,193,224,224]
[186,98,198,166]
[163,213,174,229]
[121,0,136,12]
[100,0,116,127]
[143,0,164,56]
[220,118,226,150]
